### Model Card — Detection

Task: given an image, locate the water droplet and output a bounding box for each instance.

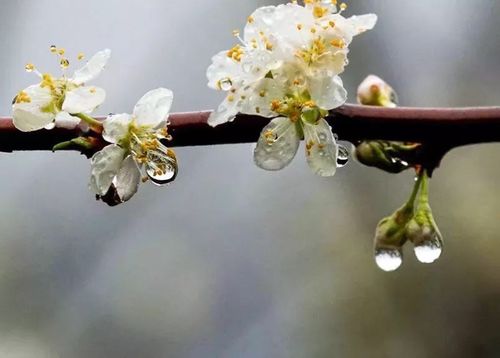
[414,237,442,264]
[391,156,410,168]
[337,144,350,168]
[218,77,233,91]
[25,63,35,72]
[146,152,178,186]
[375,249,403,272]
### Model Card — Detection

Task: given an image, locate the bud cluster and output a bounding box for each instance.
[374,170,443,271]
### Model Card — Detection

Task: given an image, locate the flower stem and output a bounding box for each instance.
[418,170,430,206]
[74,113,103,129]
[405,171,425,209]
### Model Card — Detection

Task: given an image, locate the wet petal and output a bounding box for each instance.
[242,77,287,118]
[348,14,378,36]
[62,86,106,114]
[72,49,111,85]
[309,75,347,110]
[254,117,300,171]
[54,111,80,129]
[207,51,245,90]
[115,155,141,202]
[133,88,173,127]
[103,113,132,144]
[207,92,243,127]
[89,144,126,196]
[303,118,338,177]
[12,85,55,132]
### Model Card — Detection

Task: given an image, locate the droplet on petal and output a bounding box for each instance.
[25,63,35,72]
[303,118,338,177]
[375,248,403,272]
[218,78,233,91]
[254,117,300,171]
[414,235,443,264]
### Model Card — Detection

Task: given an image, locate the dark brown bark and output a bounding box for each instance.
[2,104,500,153]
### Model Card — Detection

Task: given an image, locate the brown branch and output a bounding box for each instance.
[2,104,500,153]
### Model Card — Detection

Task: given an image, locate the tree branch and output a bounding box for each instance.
[2,104,500,153]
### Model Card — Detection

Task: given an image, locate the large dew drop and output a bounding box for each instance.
[146,152,178,186]
[414,238,442,264]
[375,249,403,272]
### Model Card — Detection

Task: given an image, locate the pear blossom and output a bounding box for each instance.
[90,88,177,204]
[12,47,110,132]
[207,0,377,176]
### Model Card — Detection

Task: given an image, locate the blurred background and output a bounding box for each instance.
[1,0,500,357]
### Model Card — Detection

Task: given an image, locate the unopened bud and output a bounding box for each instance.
[374,204,414,272]
[355,141,415,173]
[357,75,398,108]
[406,204,443,264]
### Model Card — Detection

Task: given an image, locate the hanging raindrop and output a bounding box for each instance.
[146,150,178,186]
[414,235,443,264]
[337,144,350,168]
[375,248,403,272]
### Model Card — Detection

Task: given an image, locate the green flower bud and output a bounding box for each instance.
[374,203,414,272]
[406,175,443,264]
[355,141,415,173]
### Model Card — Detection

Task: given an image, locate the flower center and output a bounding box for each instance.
[126,122,175,179]
[269,90,321,123]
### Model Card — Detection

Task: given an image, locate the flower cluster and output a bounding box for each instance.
[12,47,178,205]
[207,0,377,175]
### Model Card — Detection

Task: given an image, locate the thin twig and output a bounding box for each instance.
[2,104,500,153]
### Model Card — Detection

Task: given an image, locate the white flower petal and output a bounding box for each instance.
[244,4,313,53]
[309,75,347,110]
[303,118,338,177]
[254,117,300,171]
[207,51,245,90]
[133,88,173,127]
[115,155,141,202]
[90,144,126,196]
[12,85,55,132]
[54,111,80,129]
[242,77,287,118]
[72,49,111,85]
[207,98,238,127]
[62,86,106,114]
[348,14,378,36]
[103,113,132,144]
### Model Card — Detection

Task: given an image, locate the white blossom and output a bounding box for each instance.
[207,0,377,176]
[90,88,177,204]
[12,48,110,132]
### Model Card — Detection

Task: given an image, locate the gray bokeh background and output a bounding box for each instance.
[1,1,500,357]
